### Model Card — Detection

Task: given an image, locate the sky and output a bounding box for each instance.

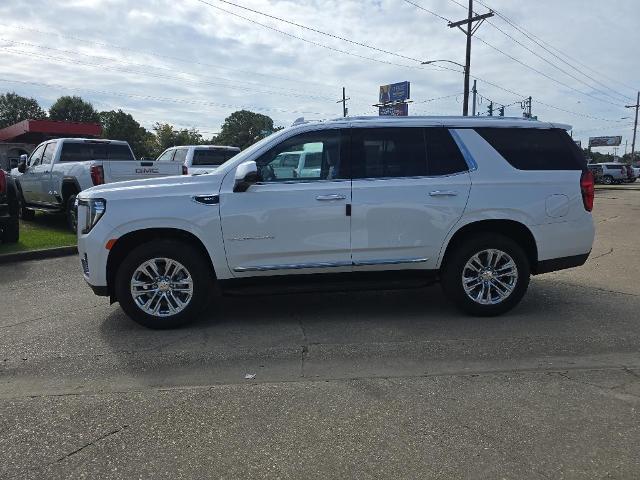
[0,0,638,154]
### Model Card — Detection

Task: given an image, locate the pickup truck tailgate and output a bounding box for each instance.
[104,161,181,183]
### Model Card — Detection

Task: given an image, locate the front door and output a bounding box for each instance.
[19,143,45,204]
[350,127,471,270]
[37,142,57,204]
[220,129,351,276]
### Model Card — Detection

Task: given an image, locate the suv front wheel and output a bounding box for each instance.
[441,233,530,316]
[115,240,213,328]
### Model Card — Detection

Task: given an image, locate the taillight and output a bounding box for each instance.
[90,165,104,186]
[0,170,6,194]
[580,170,594,212]
[182,165,188,175]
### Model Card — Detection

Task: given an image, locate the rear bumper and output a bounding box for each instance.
[534,252,590,275]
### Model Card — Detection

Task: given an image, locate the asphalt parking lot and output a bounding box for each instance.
[1,187,640,479]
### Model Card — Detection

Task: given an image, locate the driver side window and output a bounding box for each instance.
[28,144,46,167]
[255,130,346,182]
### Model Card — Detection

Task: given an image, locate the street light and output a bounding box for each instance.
[422,59,469,116]
[421,59,467,73]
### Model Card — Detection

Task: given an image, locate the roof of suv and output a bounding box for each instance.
[293,116,571,130]
[167,145,240,150]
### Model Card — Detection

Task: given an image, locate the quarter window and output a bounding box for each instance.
[351,127,427,179]
[256,130,345,182]
[475,128,586,170]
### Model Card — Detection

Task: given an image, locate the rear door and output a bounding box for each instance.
[104,144,181,182]
[350,127,471,270]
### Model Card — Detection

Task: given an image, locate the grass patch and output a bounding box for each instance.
[0,213,76,255]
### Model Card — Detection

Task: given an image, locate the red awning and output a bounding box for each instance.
[0,119,102,143]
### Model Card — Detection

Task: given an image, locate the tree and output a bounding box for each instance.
[49,96,100,123]
[153,123,203,152]
[213,110,279,150]
[100,109,155,158]
[0,92,47,128]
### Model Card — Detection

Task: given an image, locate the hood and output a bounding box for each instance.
[78,172,224,201]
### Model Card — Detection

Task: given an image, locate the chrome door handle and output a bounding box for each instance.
[316,194,346,201]
[429,190,458,197]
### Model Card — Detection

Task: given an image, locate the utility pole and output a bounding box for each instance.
[625,91,640,160]
[448,1,493,116]
[499,105,505,117]
[523,96,533,118]
[472,80,477,116]
[337,87,350,117]
[487,101,493,117]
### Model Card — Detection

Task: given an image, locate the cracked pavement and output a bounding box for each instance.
[1,187,640,479]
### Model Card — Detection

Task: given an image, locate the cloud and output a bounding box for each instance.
[0,0,637,150]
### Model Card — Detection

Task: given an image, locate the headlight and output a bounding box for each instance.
[78,198,106,234]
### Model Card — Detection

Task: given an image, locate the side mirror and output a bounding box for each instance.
[233,161,259,192]
[18,154,27,173]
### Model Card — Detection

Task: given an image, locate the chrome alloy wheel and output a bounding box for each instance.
[130,258,194,317]
[462,249,518,305]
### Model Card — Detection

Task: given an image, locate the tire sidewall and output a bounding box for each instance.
[442,233,531,316]
[115,240,212,329]
[66,194,78,233]
[603,175,613,185]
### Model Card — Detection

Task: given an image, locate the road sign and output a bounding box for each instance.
[379,82,410,104]
[379,103,408,116]
[589,136,622,147]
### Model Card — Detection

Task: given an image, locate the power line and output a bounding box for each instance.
[474,0,638,94]
[0,77,334,116]
[473,36,626,108]
[402,0,451,22]
[2,24,372,98]
[197,0,425,63]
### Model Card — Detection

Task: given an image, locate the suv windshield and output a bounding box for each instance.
[192,149,238,166]
[60,143,134,162]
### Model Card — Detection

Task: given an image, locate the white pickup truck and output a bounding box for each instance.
[13,138,182,230]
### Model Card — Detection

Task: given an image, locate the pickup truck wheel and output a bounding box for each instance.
[441,233,530,317]
[66,194,78,233]
[115,240,212,329]
[1,216,19,243]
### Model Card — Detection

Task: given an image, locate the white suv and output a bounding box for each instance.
[77,117,595,328]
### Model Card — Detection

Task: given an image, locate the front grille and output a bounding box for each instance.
[81,253,90,276]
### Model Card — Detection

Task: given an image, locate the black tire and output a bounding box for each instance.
[441,233,530,316]
[19,198,35,220]
[115,239,214,329]
[1,216,19,243]
[602,175,613,185]
[66,194,78,233]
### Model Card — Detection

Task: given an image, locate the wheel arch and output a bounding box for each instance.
[439,219,538,273]
[61,177,81,203]
[106,228,216,300]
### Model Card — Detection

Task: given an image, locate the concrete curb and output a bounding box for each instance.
[0,245,77,265]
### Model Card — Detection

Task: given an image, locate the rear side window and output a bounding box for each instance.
[351,127,427,178]
[475,128,586,170]
[426,128,468,175]
[60,143,133,162]
[173,149,188,164]
[192,149,238,166]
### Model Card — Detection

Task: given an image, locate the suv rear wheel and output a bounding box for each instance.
[115,240,213,329]
[602,175,613,185]
[441,233,530,316]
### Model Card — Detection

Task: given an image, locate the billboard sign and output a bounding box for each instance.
[379,81,410,103]
[589,136,622,147]
[379,103,408,116]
